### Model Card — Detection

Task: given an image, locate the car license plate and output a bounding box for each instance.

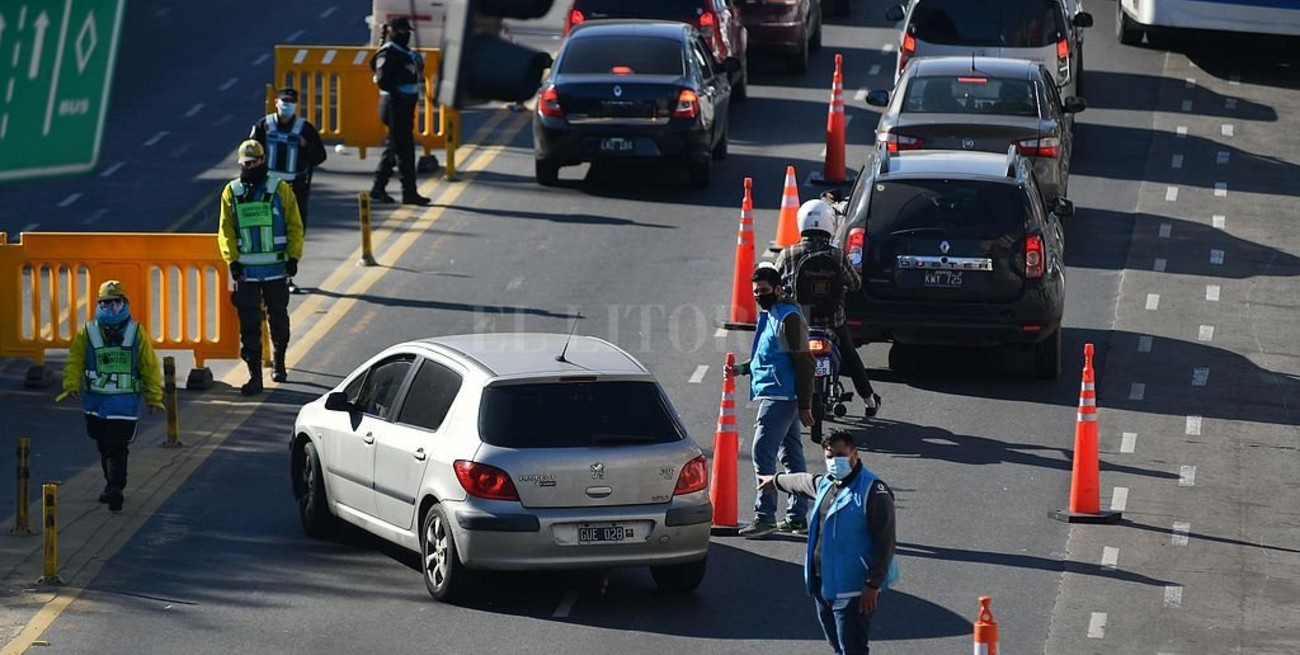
[600,137,634,152]
[814,358,832,377]
[578,524,632,543]
[923,271,964,287]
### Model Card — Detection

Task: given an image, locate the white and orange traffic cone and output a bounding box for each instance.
[973,596,999,655]
[770,165,801,252]
[724,178,758,330]
[1052,342,1122,523]
[811,53,857,187]
[709,353,741,535]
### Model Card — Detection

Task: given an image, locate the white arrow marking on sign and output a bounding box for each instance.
[75,10,97,73]
[28,11,49,79]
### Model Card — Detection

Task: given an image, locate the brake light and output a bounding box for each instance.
[674,455,709,495]
[538,85,564,118]
[1025,234,1044,279]
[454,460,520,501]
[956,77,988,84]
[809,338,830,354]
[697,11,719,51]
[564,9,585,35]
[847,227,866,273]
[880,132,924,153]
[1015,136,1060,158]
[611,66,632,75]
[899,33,916,74]
[1056,38,1069,60]
[673,89,699,119]
[1056,38,1070,79]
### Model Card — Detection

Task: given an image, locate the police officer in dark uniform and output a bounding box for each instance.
[251,87,326,294]
[369,16,430,206]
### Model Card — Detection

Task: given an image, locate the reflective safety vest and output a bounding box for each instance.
[374,42,424,97]
[265,114,305,185]
[749,301,801,401]
[229,179,289,280]
[84,320,142,395]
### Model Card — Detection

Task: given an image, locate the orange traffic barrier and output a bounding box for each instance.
[973,596,999,655]
[1053,343,1122,523]
[724,178,758,330]
[710,352,741,536]
[811,53,857,187]
[770,165,801,252]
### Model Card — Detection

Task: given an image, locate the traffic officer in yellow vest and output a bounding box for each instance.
[59,281,164,512]
[250,86,327,294]
[219,140,305,395]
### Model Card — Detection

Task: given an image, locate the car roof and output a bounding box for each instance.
[413,333,652,378]
[880,150,1017,181]
[910,56,1041,80]
[568,19,692,40]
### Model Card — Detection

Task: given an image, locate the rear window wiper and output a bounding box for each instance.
[888,227,946,236]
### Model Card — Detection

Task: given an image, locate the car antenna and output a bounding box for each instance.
[555,312,585,363]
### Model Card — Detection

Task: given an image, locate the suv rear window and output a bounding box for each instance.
[911,0,1066,48]
[479,381,685,448]
[558,36,684,76]
[868,179,1028,237]
[576,0,705,19]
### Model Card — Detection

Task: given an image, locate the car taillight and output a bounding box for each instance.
[454,460,520,501]
[847,227,865,273]
[564,9,585,36]
[674,455,709,495]
[1025,234,1044,279]
[698,10,718,45]
[809,338,830,354]
[899,33,916,75]
[538,85,564,118]
[880,132,924,153]
[1056,38,1069,78]
[1015,136,1060,158]
[673,89,699,119]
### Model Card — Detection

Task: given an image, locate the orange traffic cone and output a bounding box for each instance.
[769,165,801,252]
[724,178,758,330]
[811,53,858,187]
[973,596,999,655]
[1052,342,1122,524]
[710,352,741,536]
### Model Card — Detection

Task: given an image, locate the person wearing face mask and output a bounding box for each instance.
[250,87,326,294]
[369,16,430,206]
[728,264,816,539]
[218,139,305,394]
[758,430,899,655]
[58,281,164,512]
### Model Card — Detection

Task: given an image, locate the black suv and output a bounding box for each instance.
[835,144,1069,378]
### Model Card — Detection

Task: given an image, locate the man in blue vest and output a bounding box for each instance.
[218,139,305,395]
[369,16,431,206]
[250,87,327,294]
[759,430,899,655]
[729,264,816,539]
[59,280,164,512]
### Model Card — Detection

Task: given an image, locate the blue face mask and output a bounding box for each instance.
[96,300,129,326]
[277,101,296,118]
[826,456,853,479]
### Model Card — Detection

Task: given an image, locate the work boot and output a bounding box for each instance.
[369,189,396,204]
[241,359,264,396]
[99,486,112,504]
[107,489,124,512]
[402,192,431,206]
[271,352,288,383]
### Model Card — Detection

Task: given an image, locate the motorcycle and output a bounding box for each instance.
[808,327,853,444]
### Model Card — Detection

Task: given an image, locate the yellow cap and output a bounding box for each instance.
[237,139,265,163]
[98,280,127,302]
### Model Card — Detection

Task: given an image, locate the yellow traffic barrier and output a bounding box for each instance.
[163,356,183,448]
[0,232,239,390]
[38,482,64,586]
[11,437,34,536]
[357,192,377,267]
[263,45,461,180]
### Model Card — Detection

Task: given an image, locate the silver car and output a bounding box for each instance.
[290,333,713,602]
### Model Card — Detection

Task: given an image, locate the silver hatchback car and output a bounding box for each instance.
[290,333,713,602]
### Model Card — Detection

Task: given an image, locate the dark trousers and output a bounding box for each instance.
[231,278,291,365]
[372,94,418,194]
[814,590,874,655]
[290,176,313,231]
[86,415,136,492]
[835,322,875,399]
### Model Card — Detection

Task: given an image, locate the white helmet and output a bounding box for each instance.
[796,199,835,236]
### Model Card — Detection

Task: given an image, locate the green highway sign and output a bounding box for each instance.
[0,0,126,182]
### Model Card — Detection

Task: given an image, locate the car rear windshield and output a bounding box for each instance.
[911,0,1067,48]
[868,179,1028,237]
[558,36,684,76]
[479,381,685,448]
[903,76,1039,117]
[577,0,705,19]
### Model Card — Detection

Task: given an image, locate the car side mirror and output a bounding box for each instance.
[324,391,354,412]
[866,89,891,107]
[1073,12,1094,28]
[884,5,905,22]
[722,56,742,74]
[1053,197,1075,218]
[1062,96,1087,113]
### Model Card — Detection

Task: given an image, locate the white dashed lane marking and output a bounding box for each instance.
[21,223,38,232]
[286,30,306,43]
[1210,249,1224,265]
[1184,77,1195,88]
[1221,124,1234,137]
[1192,367,1210,387]
[83,208,107,225]
[1186,415,1202,436]
[882,42,896,52]
[320,6,338,18]
[1172,522,1192,546]
[57,193,81,208]
[1217,151,1230,164]
[1164,585,1184,608]
[1145,294,1160,311]
[1171,154,1183,169]
[854,88,867,101]
[1229,74,1241,86]
[1087,612,1107,639]
[218,77,239,92]
[1111,487,1129,512]
[1129,383,1146,401]
[1180,99,1192,112]
[1198,325,1214,342]
[144,131,169,146]
[1165,186,1179,202]
[1179,465,1197,487]
[1101,546,1119,570]
[1176,126,1188,137]
[99,161,125,177]
[553,590,580,618]
[1138,335,1153,352]
[253,53,271,67]
[1212,214,1226,229]
[1159,223,1172,238]
[184,103,204,118]
[1214,183,1228,197]
[688,365,709,384]
[1120,432,1137,454]
[506,277,524,291]
[715,327,728,338]
[1153,258,1166,272]
[868,64,881,76]
[1206,285,1221,302]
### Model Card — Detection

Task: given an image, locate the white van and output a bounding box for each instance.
[366,0,447,47]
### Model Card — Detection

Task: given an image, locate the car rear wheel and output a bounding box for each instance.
[1031,328,1062,380]
[689,157,713,188]
[295,441,338,538]
[535,158,560,186]
[651,557,707,593]
[1116,3,1143,45]
[422,503,475,602]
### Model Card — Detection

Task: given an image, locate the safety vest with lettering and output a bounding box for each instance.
[82,320,145,420]
[229,179,289,280]
[265,114,306,185]
[749,300,800,401]
[804,466,900,600]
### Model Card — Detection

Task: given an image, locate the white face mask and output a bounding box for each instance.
[277,101,296,118]
[826,456,853,479]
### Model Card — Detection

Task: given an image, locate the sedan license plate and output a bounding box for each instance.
[814,358,832,377]
[923,271,964,288]
[578,524,632,543]
[600,137,634,153]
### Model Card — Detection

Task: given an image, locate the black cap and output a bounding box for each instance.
[387,15,412,31]
[276,87,298,101]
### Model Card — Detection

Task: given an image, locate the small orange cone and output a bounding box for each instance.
[769,165,801,252]
[1052,343,1122,523]
[811,53,858,187]
[710,353,741,536]
[724,178,758,330]
[973,596,999,655]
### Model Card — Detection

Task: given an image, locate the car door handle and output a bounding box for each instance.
[413,448,427,461]
[362,432,375,445]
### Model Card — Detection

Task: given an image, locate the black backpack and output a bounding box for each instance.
[793,245,845,319]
